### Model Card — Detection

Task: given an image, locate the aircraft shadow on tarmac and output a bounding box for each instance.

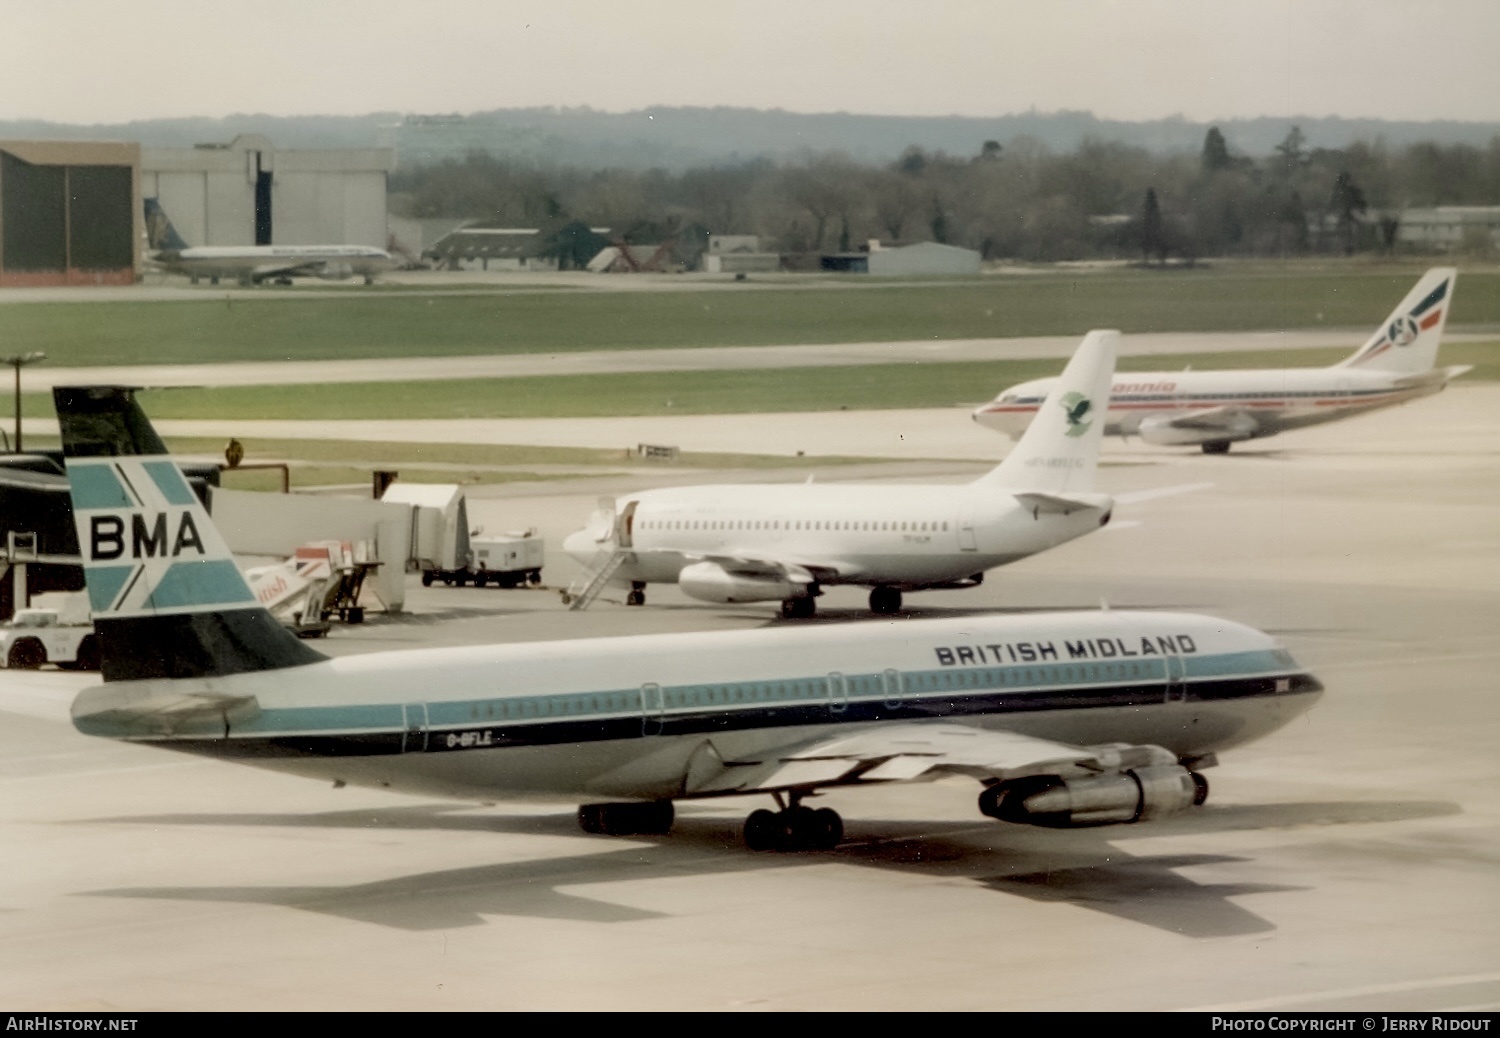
[80,797,1457,938]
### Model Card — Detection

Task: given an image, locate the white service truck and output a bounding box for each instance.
[421,531,545,588]
[0,592,99,670]
[377,483,544,590]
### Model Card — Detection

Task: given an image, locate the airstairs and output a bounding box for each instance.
[561,548,627,611]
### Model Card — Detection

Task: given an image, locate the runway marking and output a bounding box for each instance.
[1185,971,1500,1011]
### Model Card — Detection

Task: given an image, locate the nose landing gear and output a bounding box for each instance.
[743,792,843,851]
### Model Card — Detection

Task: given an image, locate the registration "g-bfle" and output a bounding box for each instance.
[90,511,206,561]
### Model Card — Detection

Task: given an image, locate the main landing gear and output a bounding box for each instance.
[1201,440,1232,455]
[869,586,902,614]
[626,581,646,606]
[743,792,843,852]
[578,800,674,836]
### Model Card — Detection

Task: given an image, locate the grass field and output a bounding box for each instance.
[15,435,889,491]
[20,340,1497,421]
[6,264,1499,368]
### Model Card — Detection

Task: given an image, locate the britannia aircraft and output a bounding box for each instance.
[972,268,1464,453]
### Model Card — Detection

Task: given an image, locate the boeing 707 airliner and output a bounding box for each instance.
[55,385,1319,851]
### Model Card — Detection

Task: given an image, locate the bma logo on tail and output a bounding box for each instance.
[66,456,256,618]
[1059,391,1095,438]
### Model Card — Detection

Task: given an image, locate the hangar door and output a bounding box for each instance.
[1,151,133,273]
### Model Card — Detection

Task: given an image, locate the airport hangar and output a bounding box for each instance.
[0,134,393,287]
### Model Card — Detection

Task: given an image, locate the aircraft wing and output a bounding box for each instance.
[684,721,1174,795]
[1150,406,1252,431]
[675,550,852,583]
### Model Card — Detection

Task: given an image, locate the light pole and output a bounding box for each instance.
[3,351,45,453]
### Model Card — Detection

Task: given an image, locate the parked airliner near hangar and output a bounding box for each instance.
[564,330,1198,617]
[973,268,1465,453]
[56,385,1322,852]
[143,198,395,286]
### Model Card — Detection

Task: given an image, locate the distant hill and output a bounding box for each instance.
[4,107,1497,169]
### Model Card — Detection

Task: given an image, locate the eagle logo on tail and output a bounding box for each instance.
[1059,392,1095,438]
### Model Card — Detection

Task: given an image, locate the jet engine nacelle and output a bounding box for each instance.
[679,561,809,604]
[979,765,1207,828]
[1136,413,1257,447]
[315,263,354,281]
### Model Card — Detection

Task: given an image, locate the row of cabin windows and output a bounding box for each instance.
[456,659,1163,722]
[1016,390,1370,406]
[639,518,952,533]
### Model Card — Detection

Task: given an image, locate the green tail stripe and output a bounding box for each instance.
[68,464,133,511]
[142,460,198,507]
[145,559,255,610]
[85,564,137,614]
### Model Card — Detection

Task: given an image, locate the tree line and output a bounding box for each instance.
[389,128,1500,262]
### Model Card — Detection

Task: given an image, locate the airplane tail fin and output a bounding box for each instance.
[975,329,1117,492]
[56,386,326,683]
[1337,267,1457,374]
[143,197,190,252]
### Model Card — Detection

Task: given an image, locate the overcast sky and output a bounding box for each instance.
[6,0,1499,125]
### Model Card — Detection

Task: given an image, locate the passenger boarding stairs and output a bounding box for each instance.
[562,547,628,611]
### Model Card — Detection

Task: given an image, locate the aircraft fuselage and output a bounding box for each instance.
[564,482,1111,591]
[974,365,1453,442]
[71,611,1321,804]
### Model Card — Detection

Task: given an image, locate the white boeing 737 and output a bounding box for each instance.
[563,330,1196,617]
[972,268,1466,453]
[55,385,1321,851]
[144,198,395,286]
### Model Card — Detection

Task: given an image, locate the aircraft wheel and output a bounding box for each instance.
[780,597,815,619]
[6,639,45,670]
[1191,771,1210,806]
[626,588,646,606]
[1202,441,1232,455]
[869,586,902,614]
[810,807,843,850]
[744,809,780,851]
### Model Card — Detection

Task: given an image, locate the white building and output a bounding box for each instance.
[866,241,981,276]
[1396,206,1500,252]
[141,134,394,248]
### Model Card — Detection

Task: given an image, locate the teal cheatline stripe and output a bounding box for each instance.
[1182,649,1286,679]
[67,463,133,510]
[141,460,197,506]
[146,559,255,609]
[85,564,137,614]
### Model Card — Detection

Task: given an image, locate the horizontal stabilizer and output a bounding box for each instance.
[1013,491,1112,515]
[1392,364,1474,388]
[71,682,260,738]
